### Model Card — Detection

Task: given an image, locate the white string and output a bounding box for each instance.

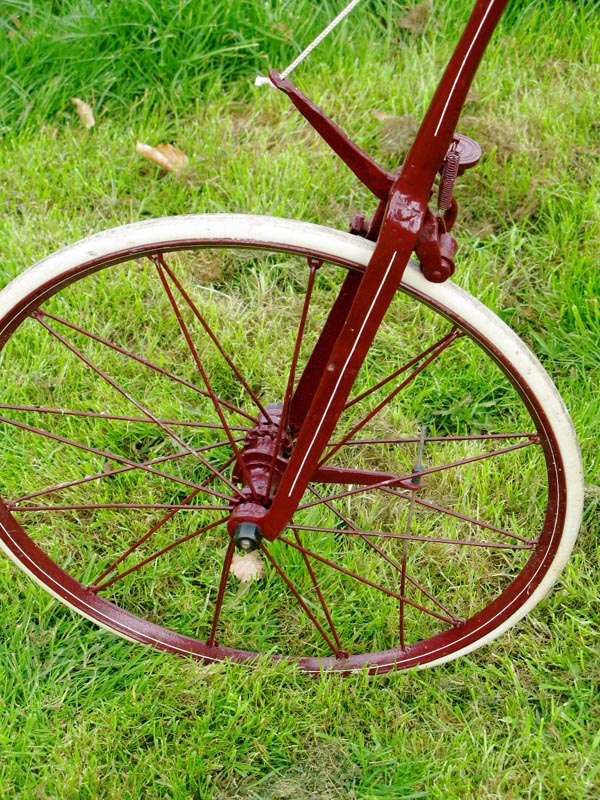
[255,0,365,87]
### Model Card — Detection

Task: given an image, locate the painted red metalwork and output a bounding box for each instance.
[233,0,511,541]
[267,70,395,201]
[1,0,575,674]
[232,404,292,501]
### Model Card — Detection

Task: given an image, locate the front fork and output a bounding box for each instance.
[230,0,509,543]
[228,192,426,541]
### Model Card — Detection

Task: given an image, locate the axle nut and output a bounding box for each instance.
[233,522,263,552]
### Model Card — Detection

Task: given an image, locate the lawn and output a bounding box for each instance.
[0,1,598,798]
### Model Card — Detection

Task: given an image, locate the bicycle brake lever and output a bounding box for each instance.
[268,70,394,201]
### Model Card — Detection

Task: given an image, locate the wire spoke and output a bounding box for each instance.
[321,328,461,465]
[32,311,245,499]
[154,253,272,422]
[300,437,540,522]
[90,455,236,587]
[406,437,541,481]
[10,438,236,505]
[0,414,237,501]
[10,503,232,512]
[261,542,346,657]
[343,327,460,411]
[292,529,344,653]
[278,534,458,626]
[326,431,537,448]
[36,309,257,424]
[153,256,258,500]
[287,523,533,550]
[306,485,461,625]
[0,403,249,431]
[381,488,535,545]
[92,515,229,592]
[266,259,319,499]
[206,538,236,648]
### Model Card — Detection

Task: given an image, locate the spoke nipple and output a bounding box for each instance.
[233,522,263,552]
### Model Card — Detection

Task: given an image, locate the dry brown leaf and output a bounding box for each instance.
[71,97,95,129]
[372,111,418,157]
[135,142,189,173]
[372,110,395,123]
[230,551,265,582]
[398,1,432,35]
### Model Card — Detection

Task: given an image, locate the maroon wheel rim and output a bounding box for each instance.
[0,235,569,672]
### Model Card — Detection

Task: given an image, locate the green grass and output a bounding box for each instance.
[1,1,599,798]
[0,0,398,132]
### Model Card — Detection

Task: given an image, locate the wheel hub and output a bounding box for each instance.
[231,403,292,501]
[229,403,292,545]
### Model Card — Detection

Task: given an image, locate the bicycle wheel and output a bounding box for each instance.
[0,215,583,673]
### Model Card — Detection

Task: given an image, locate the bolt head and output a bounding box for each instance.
[233,522,263,552]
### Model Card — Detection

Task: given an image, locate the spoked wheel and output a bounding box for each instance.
[0,215,582,673]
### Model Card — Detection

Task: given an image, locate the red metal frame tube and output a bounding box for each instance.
[397,0,510,200]
[243,0,510,540]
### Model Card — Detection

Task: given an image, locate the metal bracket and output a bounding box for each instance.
[414,208,458,283]
[268,70,394,200]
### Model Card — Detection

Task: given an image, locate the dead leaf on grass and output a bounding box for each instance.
[465,88,481,106]
[398,1,432,35]
[230,551,265,582]
[372,110,418,157]
[460,115,520,159]
[71,97,95,130]
[135,142,189,173]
